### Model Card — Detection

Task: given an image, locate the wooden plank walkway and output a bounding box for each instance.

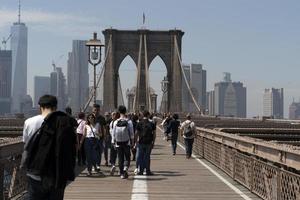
[64,128,261,200]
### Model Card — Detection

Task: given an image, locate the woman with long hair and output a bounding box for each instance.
[79,114,101,176]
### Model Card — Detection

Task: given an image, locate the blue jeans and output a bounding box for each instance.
[171,133,178,154]
[84,138,100,172]
[27,177,65,200]
[184,138,194,157]
[137,144,152,173]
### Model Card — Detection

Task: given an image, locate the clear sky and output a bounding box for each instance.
[0,0,299,117]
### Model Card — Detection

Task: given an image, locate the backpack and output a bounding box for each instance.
[115,119,131,144]
[183,122,193,137]
[139,119,154,144]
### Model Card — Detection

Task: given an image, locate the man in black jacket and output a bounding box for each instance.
[22,95,77,200]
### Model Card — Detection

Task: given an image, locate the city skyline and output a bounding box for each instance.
[0,0,300,117]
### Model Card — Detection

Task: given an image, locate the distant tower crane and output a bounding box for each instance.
[52,54,64,71]
[1,34,12,50]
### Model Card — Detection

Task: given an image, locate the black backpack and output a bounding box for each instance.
[139,119,154,144]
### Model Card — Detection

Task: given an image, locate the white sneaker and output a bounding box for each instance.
[110,166,116,176]
[134,168,138,175]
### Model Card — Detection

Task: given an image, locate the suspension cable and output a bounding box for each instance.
[83,34,112,111]
[174,35,202,113]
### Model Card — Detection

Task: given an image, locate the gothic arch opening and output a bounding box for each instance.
[148,55,168,113]
[118,55,137,109]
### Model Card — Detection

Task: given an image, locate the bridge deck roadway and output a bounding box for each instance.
[64,128,261,200]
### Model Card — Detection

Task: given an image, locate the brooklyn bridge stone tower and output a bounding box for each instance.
[102,28,184,112]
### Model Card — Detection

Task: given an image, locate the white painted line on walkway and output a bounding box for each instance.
[131,175,148,200]
[157,126,252,200]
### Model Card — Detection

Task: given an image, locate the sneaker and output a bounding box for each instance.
[123,169,128,179]
[137,171,143,175]
[110,166,116,176]
[173,152,176,155]
[123,171,128,178]
[87,171,92,176]
[120,174,126,179]
[146,171,154,176]
[134,168,138,175]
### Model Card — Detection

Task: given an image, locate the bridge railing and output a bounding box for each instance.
[179,127,300,200]
[0,138,26,200]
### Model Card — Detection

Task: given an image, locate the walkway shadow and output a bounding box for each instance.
[130,176,167,181]
[154,170,185,177]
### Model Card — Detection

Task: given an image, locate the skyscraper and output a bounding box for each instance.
[214,73,246,118]
[182,64,206,113]
[289,101,300,120]
[50,67,67,111]
[10,2,28,113]
[263,88,284,119]
[34,76,50,107]
[207,90,215,116]
[0,50,12,115]
[67,40,89,113]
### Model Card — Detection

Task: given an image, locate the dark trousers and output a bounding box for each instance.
[116,142,131,175]
[27,177,65,200]
[184,138,194,157]
[137,144,152,173]
[96,139,103,166]
[171,133,178,153]
[103,138,111,163]
[110,145,117,166]
[77,134,86,165]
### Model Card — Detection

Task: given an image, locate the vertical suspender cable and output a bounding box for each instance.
[174,35,202,113]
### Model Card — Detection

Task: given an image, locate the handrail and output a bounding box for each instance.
[196,127,300,170]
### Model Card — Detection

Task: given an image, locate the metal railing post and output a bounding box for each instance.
[0,162,4,200]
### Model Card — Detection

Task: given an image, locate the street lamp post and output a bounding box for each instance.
[86,32,104,105]
[161,76,169,113]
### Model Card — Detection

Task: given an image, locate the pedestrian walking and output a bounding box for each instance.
[22,95,77,200]
[92,104,106,166]
[109,111,120,175]
[79,114,101,176]
[76,112,86,166]
[136,110,156,175]
[166,113,180,155]
[103,112,112,166]
[180,114,196,159]
[112,105,134,179]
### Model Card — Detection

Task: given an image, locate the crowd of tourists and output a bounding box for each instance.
[21,94,196,200]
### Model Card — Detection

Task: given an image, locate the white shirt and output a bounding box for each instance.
[22,114,45,181]
[23,115,45,143]
[85,123,99,138]
[76,119,86,134]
